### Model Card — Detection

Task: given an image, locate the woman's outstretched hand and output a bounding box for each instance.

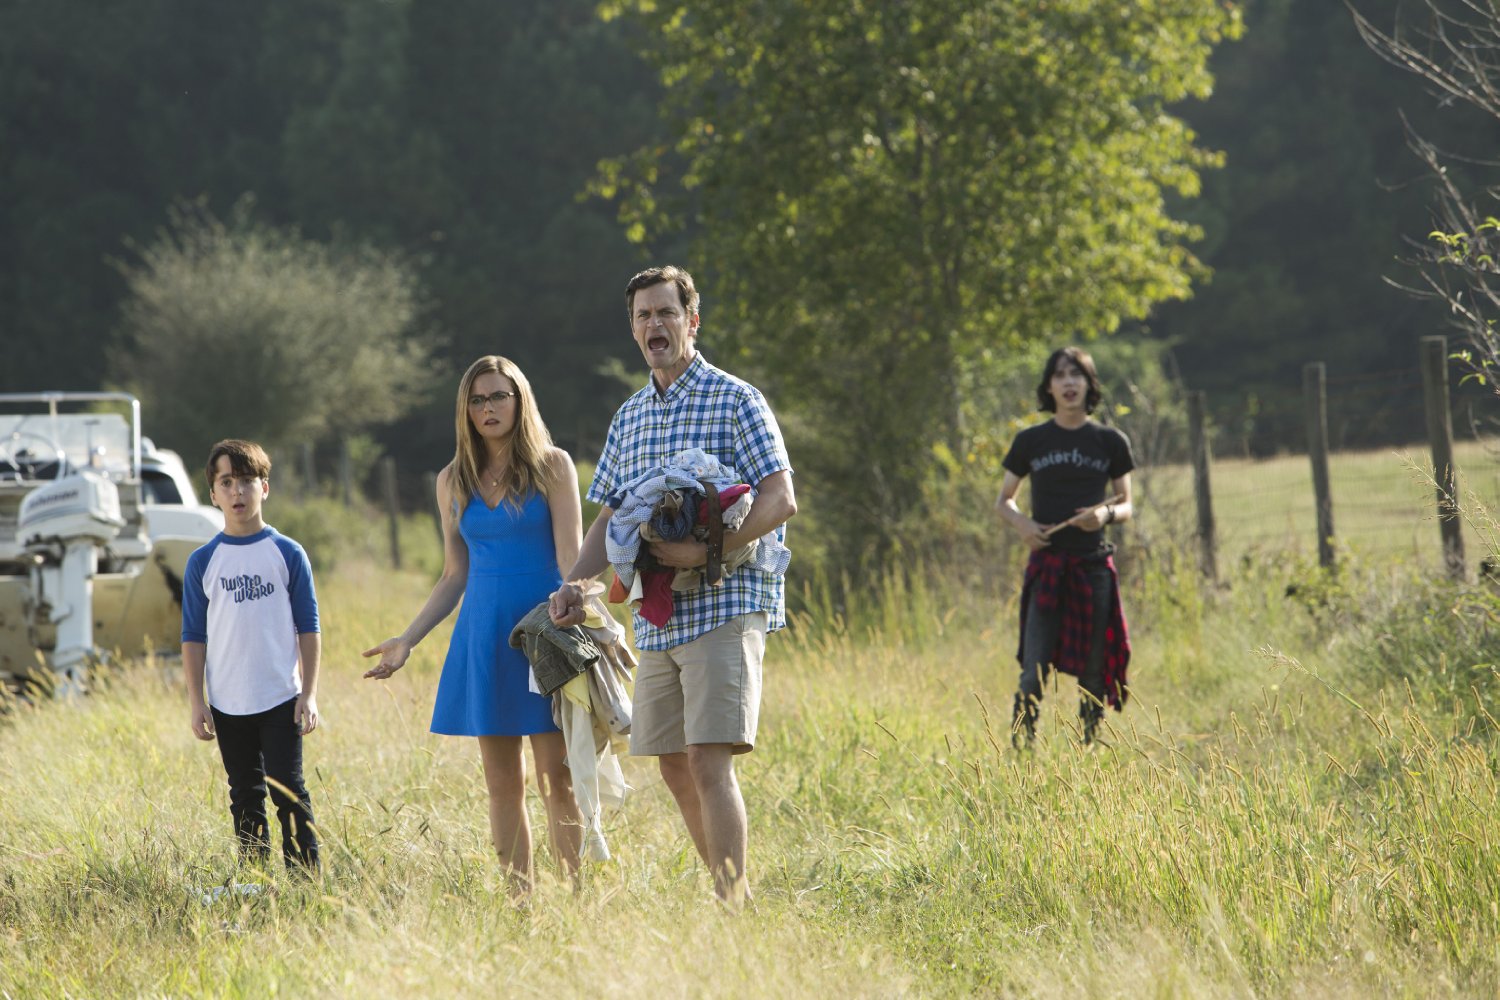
[363,636,413,680]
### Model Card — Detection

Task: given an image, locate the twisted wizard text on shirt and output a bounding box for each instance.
[219,574,277,603]
[1029,448,1111,474]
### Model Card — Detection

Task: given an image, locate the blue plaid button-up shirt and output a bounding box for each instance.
[587,353,793,650]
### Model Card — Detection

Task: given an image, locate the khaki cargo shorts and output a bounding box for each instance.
[630,612,767,756]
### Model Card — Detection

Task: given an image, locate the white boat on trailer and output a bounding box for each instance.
[0,392,222,695]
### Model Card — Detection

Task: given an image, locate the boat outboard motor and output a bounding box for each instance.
[16,470,124,695]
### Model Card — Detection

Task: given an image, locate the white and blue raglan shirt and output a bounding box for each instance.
[181,526,320,716]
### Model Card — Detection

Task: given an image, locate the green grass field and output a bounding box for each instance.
[1,467,1498,997]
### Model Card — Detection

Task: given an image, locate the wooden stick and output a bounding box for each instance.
[1041,493,1126,538]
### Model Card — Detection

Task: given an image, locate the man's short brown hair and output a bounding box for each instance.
[625,265,700,321]
[204,439,272,488]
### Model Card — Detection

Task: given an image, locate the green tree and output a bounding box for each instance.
[597,0,1241,561]
[0,0,294,396]
[280,0,456,245]
[0,0,664,479]
[107,201,439,465]
[1147,0,1496,453]
[399,0,666,457]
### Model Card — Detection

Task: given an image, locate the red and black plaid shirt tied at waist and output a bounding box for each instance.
[1016,549,1131,710]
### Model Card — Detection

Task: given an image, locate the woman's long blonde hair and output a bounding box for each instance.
[449,355,555,513]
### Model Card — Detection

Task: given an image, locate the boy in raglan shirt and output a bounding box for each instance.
[182,439,321,871]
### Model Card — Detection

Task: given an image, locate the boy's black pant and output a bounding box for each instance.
[211,697,319,870]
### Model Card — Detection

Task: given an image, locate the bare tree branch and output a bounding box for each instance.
[1351,0,1500,379]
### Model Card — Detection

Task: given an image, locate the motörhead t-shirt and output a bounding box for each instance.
[1002,419,1134,554]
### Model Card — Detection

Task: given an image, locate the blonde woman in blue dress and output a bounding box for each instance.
[363,355,583,893]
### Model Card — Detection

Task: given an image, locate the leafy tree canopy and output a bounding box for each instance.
[108,200,439,466]
[0,0,663,476]
[597,0,1242,559]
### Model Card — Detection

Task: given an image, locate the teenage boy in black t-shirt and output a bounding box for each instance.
[996,347,1135,745]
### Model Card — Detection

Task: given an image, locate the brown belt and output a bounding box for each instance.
[700,479,724,586]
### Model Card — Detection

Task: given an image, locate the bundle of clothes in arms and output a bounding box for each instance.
[603,448,792,625]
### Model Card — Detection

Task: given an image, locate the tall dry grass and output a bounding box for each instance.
[1,494,1497,996]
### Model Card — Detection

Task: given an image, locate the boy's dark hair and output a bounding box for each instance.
[625,265,700,320]
[1036,346,1103,414]
[204,439,272,487]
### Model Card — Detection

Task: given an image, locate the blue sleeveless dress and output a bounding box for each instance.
[430,490,561,736]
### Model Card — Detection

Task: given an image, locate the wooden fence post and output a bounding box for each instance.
[1303,362,1336,569]
[1421,336,1466,579]
[1187,391,1218,581]
[423,470,442,549]
[382,456,401,571]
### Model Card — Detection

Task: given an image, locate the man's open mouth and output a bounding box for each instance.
[649,336,669,351]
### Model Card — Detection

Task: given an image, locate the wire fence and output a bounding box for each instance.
[1136,444,1496,568]
[1133,353,1499,574]
[1193,365,1472,458]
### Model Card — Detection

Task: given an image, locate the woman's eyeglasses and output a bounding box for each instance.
[468,390,518,409]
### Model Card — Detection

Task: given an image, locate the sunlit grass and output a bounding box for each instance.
[2,488,1499,995]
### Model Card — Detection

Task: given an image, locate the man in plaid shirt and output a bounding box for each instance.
[550,265,796,906]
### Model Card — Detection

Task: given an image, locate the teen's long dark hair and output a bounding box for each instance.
[1035,346,1103,414]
